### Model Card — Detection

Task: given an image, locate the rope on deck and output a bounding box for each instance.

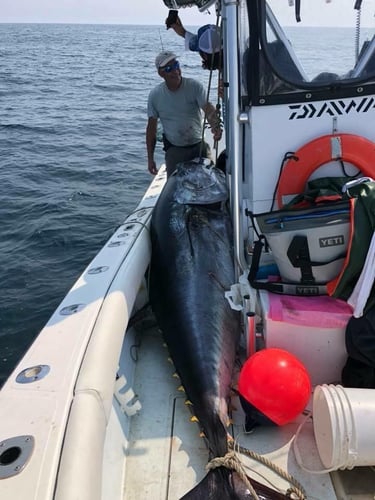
[206,441,307,500]
[206,450,260,500]
[229,440,307,500]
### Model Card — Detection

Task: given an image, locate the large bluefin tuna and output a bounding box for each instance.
[149,161,286,500]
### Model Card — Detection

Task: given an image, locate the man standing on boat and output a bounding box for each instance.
[146,50,222,177]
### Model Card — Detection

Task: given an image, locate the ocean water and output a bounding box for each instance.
[0,23,370,388]
[0,23,213,388]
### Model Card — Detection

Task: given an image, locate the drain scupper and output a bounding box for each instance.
[0,435,34,479]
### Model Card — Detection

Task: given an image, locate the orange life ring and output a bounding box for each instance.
[276,133,375,208]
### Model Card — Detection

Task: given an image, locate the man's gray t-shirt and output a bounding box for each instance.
[147,77,207,147]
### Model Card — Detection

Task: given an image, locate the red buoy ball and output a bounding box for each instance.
[238,348,311,425]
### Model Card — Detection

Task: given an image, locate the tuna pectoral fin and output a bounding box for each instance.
[180,468,288,500]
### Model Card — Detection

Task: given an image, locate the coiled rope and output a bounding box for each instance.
[207,450,260,499]
[206,439,307,500]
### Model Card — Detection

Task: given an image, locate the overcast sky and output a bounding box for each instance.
[1,0,374,26]
[1,0,216,25]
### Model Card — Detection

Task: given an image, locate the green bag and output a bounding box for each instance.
[329,178,375,314]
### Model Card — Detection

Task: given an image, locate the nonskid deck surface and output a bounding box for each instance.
[120,310,375,500]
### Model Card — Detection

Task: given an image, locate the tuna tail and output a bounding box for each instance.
[180,467,289,500]
[180,468,243,500]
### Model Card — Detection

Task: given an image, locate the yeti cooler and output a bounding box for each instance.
[255,201,350,284]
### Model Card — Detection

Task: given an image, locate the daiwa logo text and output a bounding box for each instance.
[289,97,375,120]
[319,235,345,247]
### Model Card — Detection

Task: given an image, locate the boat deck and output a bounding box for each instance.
[110,308,375,500]
[119,317,207,499]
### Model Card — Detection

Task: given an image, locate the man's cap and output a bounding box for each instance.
[188,25,221,54]
[155,51,177,69]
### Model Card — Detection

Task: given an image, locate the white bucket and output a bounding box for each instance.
[313,384,375,470]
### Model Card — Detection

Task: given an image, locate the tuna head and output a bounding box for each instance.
[174,159,228,205]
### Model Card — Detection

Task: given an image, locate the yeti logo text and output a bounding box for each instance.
[289,97,375,120]
[296,286,319,295]
[319,235,345,247]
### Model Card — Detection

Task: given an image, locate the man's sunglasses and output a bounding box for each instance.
[162,60,180,73]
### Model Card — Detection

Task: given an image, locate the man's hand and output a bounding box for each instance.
[166,16,186,38]
[148,160,158,175]
[204,103,223,142]
[211,127,222,142]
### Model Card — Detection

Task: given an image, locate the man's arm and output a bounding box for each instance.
[167,15,186,38]
[146,117,158,175]
[167,16,198,53]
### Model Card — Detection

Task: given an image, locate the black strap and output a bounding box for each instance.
[248,238,328,296]
[287,235,315,284]
[162,134,201,152]
[295,0,301,22]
